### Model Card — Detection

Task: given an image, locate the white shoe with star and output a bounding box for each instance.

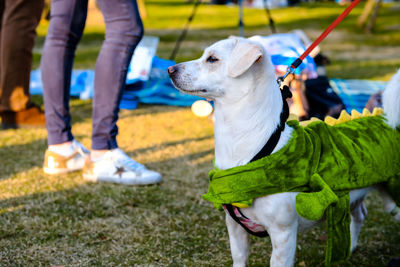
[82,148,162,185]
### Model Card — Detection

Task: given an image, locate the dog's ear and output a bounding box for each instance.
[228,41,263,78]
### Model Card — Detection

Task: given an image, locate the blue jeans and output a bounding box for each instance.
[41,0,143,150]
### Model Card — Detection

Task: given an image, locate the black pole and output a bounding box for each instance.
[238,0,244,37]
[169,0,202,61]
[263,0,277,33]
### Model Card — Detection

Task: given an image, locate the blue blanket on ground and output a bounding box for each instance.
[29,56,387,111]
[30,56,202,110]
[329,79,386,113]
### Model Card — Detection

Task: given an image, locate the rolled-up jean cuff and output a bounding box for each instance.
[47,132,74,146]
[91,137,118,150]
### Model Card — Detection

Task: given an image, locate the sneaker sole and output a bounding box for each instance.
[43,167,82,175]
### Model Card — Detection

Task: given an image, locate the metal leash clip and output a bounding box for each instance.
[277,65,295,87]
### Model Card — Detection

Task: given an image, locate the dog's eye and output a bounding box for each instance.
[206,55,219,63]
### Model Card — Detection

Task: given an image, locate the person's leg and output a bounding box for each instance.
[83,0,161,185]
[41,0,88,145]
[92,0,143,151]
[0,0,44,112]
[0,0,45,127]
[0,0,5,80]
[41,0,90,175]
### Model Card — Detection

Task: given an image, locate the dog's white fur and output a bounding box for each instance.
[169,37,400,267]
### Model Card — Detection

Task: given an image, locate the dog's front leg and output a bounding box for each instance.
[269,224,298,267]
[226,213,250,267]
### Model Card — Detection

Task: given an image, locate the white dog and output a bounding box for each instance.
[168,37,400,267]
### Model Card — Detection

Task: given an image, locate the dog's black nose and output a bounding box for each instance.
[168,65,177,75]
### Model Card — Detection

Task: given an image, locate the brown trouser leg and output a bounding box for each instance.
[0,0,44,112]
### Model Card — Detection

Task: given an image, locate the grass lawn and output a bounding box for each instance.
[1,0,400,266]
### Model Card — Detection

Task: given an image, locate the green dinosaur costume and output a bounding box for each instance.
[203,111,400,266]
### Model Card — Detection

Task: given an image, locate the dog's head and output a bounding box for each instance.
[168,37,274,102]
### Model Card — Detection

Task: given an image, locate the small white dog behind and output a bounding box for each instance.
[168,37,400,267]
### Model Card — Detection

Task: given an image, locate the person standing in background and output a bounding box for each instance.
[0,0,45,129]
[41,0,162,185]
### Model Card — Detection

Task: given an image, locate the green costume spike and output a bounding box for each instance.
[203,114,400,266]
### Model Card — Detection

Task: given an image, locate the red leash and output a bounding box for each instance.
[278,0,362,85]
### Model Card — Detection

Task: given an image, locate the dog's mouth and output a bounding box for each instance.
[177,87,208,95]
[170,76,208,96]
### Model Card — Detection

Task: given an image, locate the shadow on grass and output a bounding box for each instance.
[126,135,213,157]
[0,133,88,181]
[0,147,230,265]
[0,138,47,181]
[1,174,400,265]
[0,136,399,265]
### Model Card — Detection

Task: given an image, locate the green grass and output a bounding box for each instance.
[2,1,400,266]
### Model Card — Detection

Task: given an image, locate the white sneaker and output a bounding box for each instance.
[82,148,162,185]
[43,140,90,175]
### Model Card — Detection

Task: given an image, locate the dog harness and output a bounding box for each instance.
[204,109,400,267]
[223,204,269,237]
[221,85,293,238]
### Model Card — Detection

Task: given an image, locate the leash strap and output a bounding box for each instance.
[224,204,270,237]
[277,0,361,85]
[250,85,292,162]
